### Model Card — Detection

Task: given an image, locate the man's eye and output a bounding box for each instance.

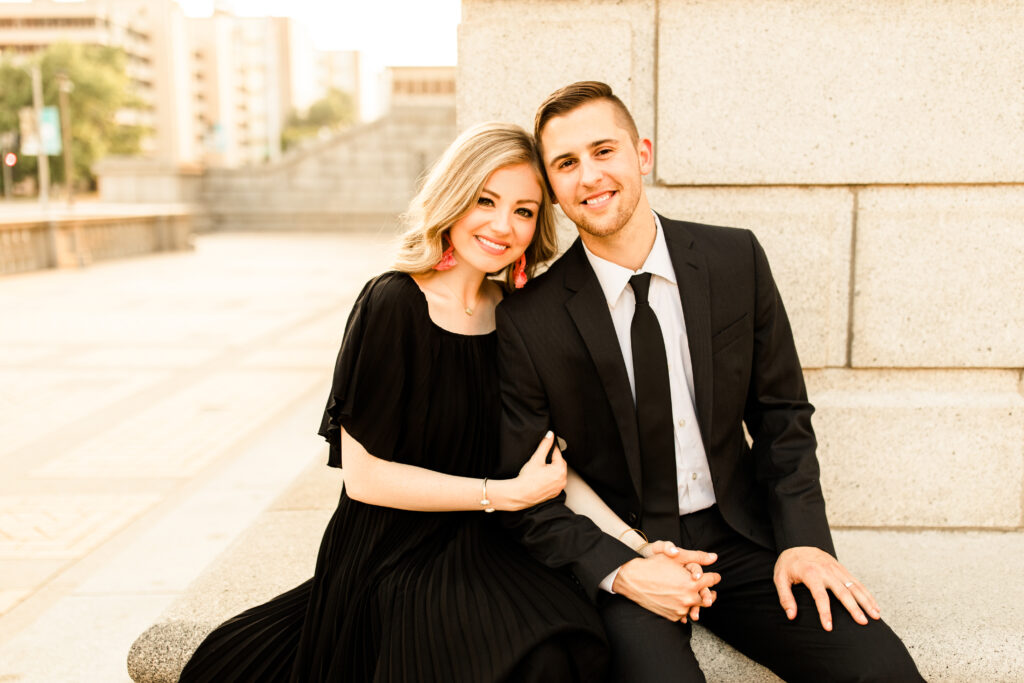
[477,196,494,206]
[596,148,612,156]
[515,208,535,218]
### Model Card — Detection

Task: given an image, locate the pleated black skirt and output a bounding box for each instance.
[180,497,608,683]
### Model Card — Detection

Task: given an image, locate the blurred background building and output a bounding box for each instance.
[0,0,362,169]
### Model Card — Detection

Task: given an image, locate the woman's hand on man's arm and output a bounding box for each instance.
[342,428,564,513]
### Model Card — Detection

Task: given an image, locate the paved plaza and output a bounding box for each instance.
[0,231,395,681]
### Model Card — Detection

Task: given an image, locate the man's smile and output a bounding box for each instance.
[582,190,616,207]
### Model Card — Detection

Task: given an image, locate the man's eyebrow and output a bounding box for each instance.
[547,138,620,167]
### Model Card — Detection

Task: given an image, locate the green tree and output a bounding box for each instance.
[281,88,356,151]
[0,42,145,191]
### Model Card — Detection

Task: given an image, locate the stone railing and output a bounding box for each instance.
[0,210,194,276]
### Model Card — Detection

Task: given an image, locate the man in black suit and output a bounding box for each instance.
[496,82,922,681]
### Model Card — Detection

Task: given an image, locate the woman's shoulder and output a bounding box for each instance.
[357,270,422,313]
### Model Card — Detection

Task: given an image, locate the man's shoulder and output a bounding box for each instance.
[499,243,577,317]
[657,214,761,267]
[658,213,753,246]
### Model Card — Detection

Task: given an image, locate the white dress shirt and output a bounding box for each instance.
[582,214,716,593]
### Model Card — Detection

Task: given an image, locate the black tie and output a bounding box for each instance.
[629,273,680,545]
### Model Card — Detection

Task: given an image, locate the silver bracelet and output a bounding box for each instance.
[480,478,495,513]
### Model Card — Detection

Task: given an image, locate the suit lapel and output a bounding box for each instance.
[562,241,644,499]
[661,216,714,450]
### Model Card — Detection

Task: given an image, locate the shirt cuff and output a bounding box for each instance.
[599,566,621,594]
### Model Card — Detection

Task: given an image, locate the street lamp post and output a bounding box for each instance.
[31,64,50,209]
[57,72,75,206]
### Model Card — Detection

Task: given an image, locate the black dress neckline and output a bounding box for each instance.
[396,271,498,339]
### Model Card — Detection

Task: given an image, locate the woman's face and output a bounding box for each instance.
[447,163,542,274]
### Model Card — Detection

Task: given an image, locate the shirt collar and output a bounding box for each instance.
[581,212,677,308]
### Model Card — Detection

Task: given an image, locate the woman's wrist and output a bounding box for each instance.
[478,477,495,513]
[617,528,651,555]
[484,478,518,512]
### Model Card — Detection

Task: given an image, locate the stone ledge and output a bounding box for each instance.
[693,528,1024,682]
[128,461,1024,682]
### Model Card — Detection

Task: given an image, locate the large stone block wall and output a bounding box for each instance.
[655,1,1024,185]
[459,0,1024,530]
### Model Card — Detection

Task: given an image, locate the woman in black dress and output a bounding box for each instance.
[179,123,611,682]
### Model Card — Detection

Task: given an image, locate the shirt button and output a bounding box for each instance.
[691,473,698,480]
[678,419,686,427]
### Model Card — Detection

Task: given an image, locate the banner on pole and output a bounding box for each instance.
[19,106,62,156]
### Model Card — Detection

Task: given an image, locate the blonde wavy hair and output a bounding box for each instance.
[393,122,559,290]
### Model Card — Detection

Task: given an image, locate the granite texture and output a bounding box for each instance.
[833,529,1024,683]
[458,0,656,141]
[806,369,1024,527]
[851,185,1024,368]
[656,0,1024,184]
[647,186,854,368]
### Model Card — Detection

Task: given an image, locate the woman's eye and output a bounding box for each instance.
[558,159,575,170]
[477,196,494,206]
[515,208,535,218]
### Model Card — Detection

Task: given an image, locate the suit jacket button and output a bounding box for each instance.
[628,512,638,523]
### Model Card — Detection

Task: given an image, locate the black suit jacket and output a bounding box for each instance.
[495,215,835,601]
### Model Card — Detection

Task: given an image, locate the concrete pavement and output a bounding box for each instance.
[0,231,395,681]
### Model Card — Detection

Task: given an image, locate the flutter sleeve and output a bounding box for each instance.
[318,273,412,467]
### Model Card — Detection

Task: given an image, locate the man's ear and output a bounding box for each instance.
[637,138,654,176]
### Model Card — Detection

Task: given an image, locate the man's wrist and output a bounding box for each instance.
[609,557,644,596]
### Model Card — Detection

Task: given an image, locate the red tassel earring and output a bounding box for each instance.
[434,237,456,271]
[513,254,528,289]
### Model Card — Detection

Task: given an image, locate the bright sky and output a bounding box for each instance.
[24,0,461,119]
[177,0,460,119]
[177,0,459,62]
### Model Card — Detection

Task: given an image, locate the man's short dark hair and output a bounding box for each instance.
[534,81,640,152]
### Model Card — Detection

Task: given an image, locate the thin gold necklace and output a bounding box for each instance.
[438,279,478,316]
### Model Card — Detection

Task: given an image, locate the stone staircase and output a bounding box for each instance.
[199,105,457,233]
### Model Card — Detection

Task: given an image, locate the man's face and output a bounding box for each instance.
[539,100,652,239]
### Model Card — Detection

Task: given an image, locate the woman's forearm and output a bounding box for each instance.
[341,428,522,512]
[563,467,650,555]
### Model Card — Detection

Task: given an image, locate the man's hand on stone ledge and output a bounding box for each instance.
[774,546,882,631]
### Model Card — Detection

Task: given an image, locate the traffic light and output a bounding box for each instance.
[3,152,16,167]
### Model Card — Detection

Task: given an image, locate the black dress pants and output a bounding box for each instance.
[598,506,924,683]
